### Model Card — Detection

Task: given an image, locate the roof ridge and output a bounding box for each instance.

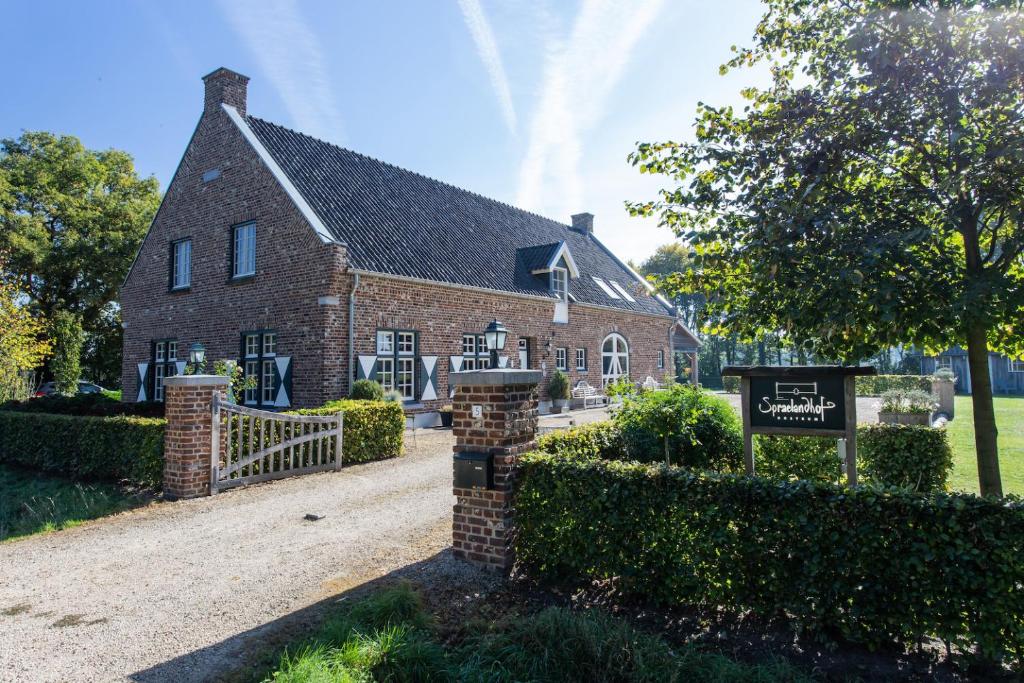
[245,114,575,231]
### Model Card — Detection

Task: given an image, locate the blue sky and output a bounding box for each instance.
[1,0,769,264]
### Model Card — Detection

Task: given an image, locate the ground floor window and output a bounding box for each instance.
[658,349,665,369]
[461,332,490,370]
[152,339,178,402]
[377,329,418,400]
[242,330,278,408]
[936,356,954,371]
[601,333,629,386]
[1009,358,1024,373]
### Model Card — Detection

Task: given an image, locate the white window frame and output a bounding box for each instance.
[936,356,954,370]
[244,360,258,404]
[592,276,620,299]
[261,359,275,404]
[245,334,260,358]
[242,330,278,407]
[397,331,415,355]
[155,341,166,363]
[576,348,587,371]
[232,222,256,278]
[462,334,476,355]
[154,364,166,402]
[376,331,395,355]
[601,333,629,386]
[172,239,191,290]
[1009,358,1024,373]
[396,357,415,399]
[551,267,568,301]
[377,357,395,391]
[376,329,418,400]
[658,349,665,369]
[609,280,636,303]
[556,347,567,371]
[262,333,277,356]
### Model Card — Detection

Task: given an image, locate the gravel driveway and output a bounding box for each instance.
[0,429,465,683]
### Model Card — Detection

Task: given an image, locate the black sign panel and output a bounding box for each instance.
[749,374,846,432]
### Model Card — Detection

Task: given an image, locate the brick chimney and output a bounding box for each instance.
[203,67,250,116]
[571,212,594,235]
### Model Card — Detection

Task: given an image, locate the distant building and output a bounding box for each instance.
[921,348,1024,395]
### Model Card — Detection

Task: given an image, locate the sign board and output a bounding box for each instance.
[722,365,876,486]
[749,375,846,433]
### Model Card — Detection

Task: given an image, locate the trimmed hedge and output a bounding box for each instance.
[754,434,842,484]
[722,375,740,393]
[1,393,165,417]
[536,422,626,460]
[517,453,1024,666]
[291,399,404,464]
[0,411,165,486]
[855,374,932,396]
[859,424,953,493]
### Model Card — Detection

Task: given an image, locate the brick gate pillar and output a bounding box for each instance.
[451,368,542,572]
[163,375,229,500]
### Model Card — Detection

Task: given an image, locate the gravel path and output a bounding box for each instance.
[0,429,466,683]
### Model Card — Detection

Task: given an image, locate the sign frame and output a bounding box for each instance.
[722,365,876,486]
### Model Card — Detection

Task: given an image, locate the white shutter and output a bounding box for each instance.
[274,356,292,407]
[175,361,187,376]
[357,355,378,380]
[420,356,438,401]
[136,362,149,402]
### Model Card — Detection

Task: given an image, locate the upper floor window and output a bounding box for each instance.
[171,239,191,290]
[555,347,568,371]
[551,267,568,301]
[232,222,256,278]
[576,348,587,371]
[658,349,665,369]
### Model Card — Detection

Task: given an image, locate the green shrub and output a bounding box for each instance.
[0,411,165,486]
[349,379,385,401]
[880,389,935,414]
[517,453,1024,666]
[859,423,953,493]
[754,435,842,483]
[50,310,83,396]
[1,393,164,417]
[613,386,743,471]
[548,370,570,400]
[722,375,741,393]
[856,374,932,396]
[536,421,625,460]
[292,399,404,464]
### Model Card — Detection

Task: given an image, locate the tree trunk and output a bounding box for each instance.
[966,324,1002,497]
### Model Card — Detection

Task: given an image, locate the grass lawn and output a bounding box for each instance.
[946,395,1024,496]
[0,463,154,542]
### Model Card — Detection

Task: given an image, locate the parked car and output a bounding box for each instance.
[34,381,106,397]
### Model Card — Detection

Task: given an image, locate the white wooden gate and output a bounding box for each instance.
[211,394,343,492]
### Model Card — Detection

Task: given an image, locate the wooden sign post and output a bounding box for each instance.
[722,365,876,486]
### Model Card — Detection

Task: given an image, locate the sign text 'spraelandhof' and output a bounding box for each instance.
[749,375,846,432]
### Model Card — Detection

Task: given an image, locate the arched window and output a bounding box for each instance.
[601,333,629,385]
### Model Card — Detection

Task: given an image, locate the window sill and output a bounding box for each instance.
[228,274,256,285]
[169,286,191,294]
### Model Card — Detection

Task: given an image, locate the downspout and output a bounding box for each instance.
[348,272,360,391]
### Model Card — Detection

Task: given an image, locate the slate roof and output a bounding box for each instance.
[244,115,673,317]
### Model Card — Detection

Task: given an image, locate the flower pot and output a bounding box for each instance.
[553,398,569,414]
[439,411,453,428]
[878,411,931,426]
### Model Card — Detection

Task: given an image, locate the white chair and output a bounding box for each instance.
[571,380,608,409]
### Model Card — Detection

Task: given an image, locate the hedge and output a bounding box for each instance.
[536,422,625,460]
[0,411,165,486]
[859,423,953,493]
[754,434,842,484]
[1,393,165,417]
[722,375,740,393]
[291,399,404,464]
[517,453,1024,666]
[855,374,932,396]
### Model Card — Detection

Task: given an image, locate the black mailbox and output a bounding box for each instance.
[454,452,493,490]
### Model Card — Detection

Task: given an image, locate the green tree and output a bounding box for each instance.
[629,0,1024,497]
[0,275,51,401]
[50,310,83,395]
[0,132,160,385]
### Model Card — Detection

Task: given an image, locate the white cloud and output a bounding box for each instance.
[457,0,517,133]
[217,0,345,143]
[516,0,664,221]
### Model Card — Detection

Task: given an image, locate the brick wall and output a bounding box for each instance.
[163,376,228,499]
[120,90,348,408]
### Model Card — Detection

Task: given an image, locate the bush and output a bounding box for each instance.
[536,421,625,460]
[548,370,570,400]
[0,411,165,486]
[856,374,932,396]
[613,386,743,471]
[292,399,404,464]
[880,389,935,414]
[754,435,841,483]
[517,453,1024,666]
[859,423,953,493]
[50,310,84,396]
[350,379,385,401]
[1,393,164,417]
[722,375,741,393]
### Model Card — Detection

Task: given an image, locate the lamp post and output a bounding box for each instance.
[188,342,206,372]
[483,319,507,368]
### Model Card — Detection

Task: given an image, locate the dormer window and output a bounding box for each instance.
[551,267,568,301]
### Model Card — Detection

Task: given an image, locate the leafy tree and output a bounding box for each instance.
[50,310,83,395]
[637,243,706,330]
[0,276,50,401]
[629,0,1024,496]
[0,132,160,385]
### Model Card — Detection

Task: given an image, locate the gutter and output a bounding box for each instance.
[349,272,360,390]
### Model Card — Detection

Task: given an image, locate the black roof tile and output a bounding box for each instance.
[245,115,673,316]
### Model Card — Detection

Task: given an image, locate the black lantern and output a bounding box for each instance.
[483,319,507,368]
[188,342,206,368]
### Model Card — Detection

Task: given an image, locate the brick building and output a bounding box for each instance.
[121,68,698,423]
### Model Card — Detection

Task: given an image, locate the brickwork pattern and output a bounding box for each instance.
[163,380,227,499]
[451,380,538,571]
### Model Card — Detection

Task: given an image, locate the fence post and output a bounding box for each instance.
[451,368,542,573]
[163,375,229,500]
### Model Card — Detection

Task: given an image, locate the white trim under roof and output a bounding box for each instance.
[222,104,337,245]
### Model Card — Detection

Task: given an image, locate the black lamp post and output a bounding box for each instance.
[483,319,507,368]
[188,342,206,370]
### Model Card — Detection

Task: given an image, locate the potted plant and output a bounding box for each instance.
[878,389,936,426]
[439,404,453,428]
[931,367,956,419]
[549,370,570,413]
